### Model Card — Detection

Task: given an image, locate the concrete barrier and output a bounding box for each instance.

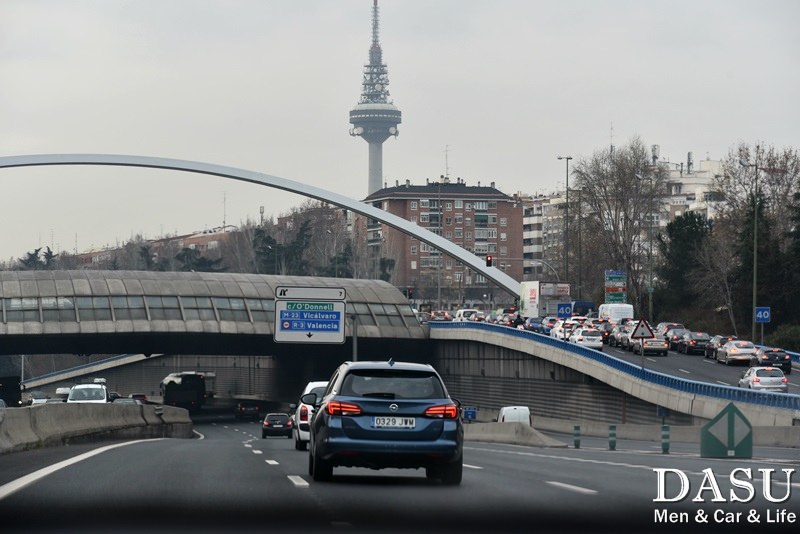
[0,403,193,454]
[464,422,567,448]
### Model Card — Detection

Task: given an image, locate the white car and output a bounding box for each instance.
[453,308,480,322]
[568,327,604,350]
[67,383,109,403]
[291,380,328,451]
[550,319,576,340]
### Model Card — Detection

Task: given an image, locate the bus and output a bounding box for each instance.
[160,372,207,411]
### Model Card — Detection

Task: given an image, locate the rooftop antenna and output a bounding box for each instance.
[609,121,615,155]
[444,145,451,179]
[223,192,227,229]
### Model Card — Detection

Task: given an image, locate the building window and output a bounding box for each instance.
[500,246,508,256]
[246,298,273,322]
[180,296,216,321]
[455,200,463,209]
[410,245,417,255]
[213,297,249,321]
[42,297,77,322]
[465,217,472,226]
[446,260,453,269]
[111,296,147,320]
[488,201,497,209]
[410,201,417,210]
[420,214,429,223]
[466,231,472,239]
[474,201,488,210]
[465,203,471,211]
[445,202,452,211]
[500,217,507,227]
[455,214,463,224]
[455,228,463,238]
[445,217,452,226]
[500,232,507,242]
[145,296,181,320]
[445,231,452,239]
[411,216,417,223]
[5,297,40,322]
[420,199,430,208]
[76,296,113,321]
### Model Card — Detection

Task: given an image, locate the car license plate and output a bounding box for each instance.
[372,416,416,429]
[273,424,283,428]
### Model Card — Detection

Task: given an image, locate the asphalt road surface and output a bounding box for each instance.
[1,414,798,533]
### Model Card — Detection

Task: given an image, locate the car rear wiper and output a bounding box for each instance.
[361,392,396,399]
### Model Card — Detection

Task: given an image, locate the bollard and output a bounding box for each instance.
[609,424,617,451]
[573,424,581,449]
[661,424,670,454]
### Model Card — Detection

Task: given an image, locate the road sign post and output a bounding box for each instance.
[274,286,347,344]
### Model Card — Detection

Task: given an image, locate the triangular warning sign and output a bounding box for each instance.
[630,319,654,339]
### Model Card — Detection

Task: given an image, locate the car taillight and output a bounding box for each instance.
[286,420,293,427]
[299,405,309,422]
[785,356,790,360]
[690,340,696,345]
[326,400,362,416]
[263,421,270,427]
[424,404,459,419]
[753,377,760,382]
[782,378,788,383]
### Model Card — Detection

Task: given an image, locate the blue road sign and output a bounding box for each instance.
[463,407,477,421]
[557,303,572,318]
[755,307,771,323]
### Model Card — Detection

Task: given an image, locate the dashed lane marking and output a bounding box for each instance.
[546,481,598,495]
[288,475,309,488]
[252,450,263,455]
[679,368,691,374]
[266,460,279,465]
[716,381,730,386]
[464,464,483,470]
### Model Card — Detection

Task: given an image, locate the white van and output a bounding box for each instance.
[597,303,634,324]
[497,406,532,425]
[453,308,480,322]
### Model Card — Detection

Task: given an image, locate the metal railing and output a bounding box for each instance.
[430,322,800,411]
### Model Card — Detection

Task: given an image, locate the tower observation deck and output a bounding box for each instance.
[350,0,402,195]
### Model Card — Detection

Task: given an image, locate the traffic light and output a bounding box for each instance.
[485,255,493,267]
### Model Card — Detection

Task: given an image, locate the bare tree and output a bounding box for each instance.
[688,225,739,335]
[572,136,668,314]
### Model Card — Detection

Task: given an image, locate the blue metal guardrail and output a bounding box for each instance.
[430,322,800,411]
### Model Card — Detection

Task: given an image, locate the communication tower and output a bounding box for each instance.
[349,0,402,195]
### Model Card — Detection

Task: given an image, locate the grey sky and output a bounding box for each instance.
[1,0,798,262]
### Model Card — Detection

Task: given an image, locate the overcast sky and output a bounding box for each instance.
[1,0,798,262]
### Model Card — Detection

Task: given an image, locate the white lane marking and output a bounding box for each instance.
[0,439,164,501]
[546,481,598,495]
[716,381,730,386]
[703,360,716,364]
[678,368,691,374]
[463,464,483,470]
[266,460,279,465]
[244,444,252,448]
[252,450,263,455]
[192,429,205,439]
[288,475,309,488]
[646,357,657,363]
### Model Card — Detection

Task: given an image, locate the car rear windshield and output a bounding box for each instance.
[691,333,711,340]
[735,341,755,348]
[755,369,784,377]
[267,414,289,423]
[341,370,445,399]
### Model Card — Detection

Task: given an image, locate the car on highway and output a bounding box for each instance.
[738,367,789,393]
[550,319,577,340]
[664,328,690,351]
[496,405,532,425]
[305,360,463,485]
[656,322,685,341]
[596,322,614,344]
[523,317,542,332]
[537,316,558,335]
[568,327,603,350]
[716,340,758,365]
[608,324,628,348]
[234,400,263,420]
[631,335,669,356]
[453,308,480,322]
[429,310,452,321]
[675,331,711,355]
[292,380,329,450]
[262,412,293,439]
[618,324,637,351]
[750,347,793,374]
[704,334,737,359]
[468,311,486,322]
[66,383,109,404]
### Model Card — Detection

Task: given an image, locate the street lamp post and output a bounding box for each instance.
[557,156,572,283]
[739,157,759,342]
[437,180,442,310]
[531,259,560,282]
[636,173,655,322]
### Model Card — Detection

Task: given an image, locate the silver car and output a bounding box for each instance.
[738,367,788,393]
[717,340,757,365]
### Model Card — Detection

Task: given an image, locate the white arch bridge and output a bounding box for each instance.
[0,154,520,297]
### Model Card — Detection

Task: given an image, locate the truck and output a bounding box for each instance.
[519,281,571,318]
[597,303,634,324]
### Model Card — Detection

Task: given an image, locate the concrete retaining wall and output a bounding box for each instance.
[0,403,193,454]
[464,422,567,447]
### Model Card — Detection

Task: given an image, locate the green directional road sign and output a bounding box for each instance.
[700,402,752,458]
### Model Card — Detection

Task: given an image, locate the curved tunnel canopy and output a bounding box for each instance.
[0,270,426,355]
[0,154,520,297]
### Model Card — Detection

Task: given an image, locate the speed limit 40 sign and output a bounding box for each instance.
[755,307,771,323]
